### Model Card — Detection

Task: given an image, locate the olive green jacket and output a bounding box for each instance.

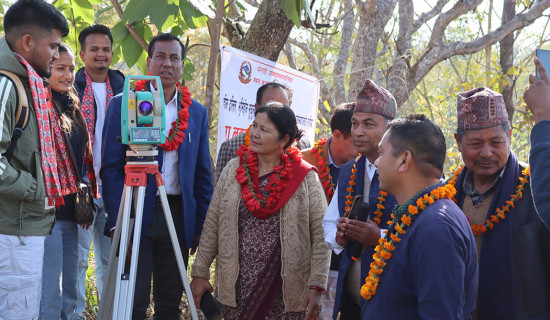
[0,37,54,236]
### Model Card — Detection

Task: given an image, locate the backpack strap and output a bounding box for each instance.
[0,70,29,163]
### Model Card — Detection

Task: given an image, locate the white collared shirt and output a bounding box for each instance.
[322,157,376,254]
[151,84,181,195]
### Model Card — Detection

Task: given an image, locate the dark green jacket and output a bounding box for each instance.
[0,37,54,236]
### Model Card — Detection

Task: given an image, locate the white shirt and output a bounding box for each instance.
[91,82,107,185]
[322,158,377,254]
[151,84,181,195]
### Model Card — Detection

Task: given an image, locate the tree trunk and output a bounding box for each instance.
[204,0,226,124]
[500,0,516,120]
[332,0,355,104]
[348,0,398,100]
[239,0,295,61]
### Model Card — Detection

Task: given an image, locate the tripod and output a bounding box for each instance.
[98,152,199,320]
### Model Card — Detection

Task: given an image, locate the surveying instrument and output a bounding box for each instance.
[98,76,199,320]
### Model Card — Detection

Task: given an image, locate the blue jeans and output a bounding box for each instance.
[39,220,79,320]
[74,186,111,319]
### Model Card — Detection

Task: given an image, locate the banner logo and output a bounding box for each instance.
[238,61,252,84]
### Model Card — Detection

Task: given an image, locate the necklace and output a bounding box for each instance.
[235,145,300,219]
[360,183,457,301]
[311,138,335,201]
[449,165,530,235]
[345,155,386,226]
[134,81,191,151]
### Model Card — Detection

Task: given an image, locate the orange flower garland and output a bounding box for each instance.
[134,81,191,151]
[344,156,386,226]
[235,145,300,218]
[311,138,335,201]
[360,183,457,301]
[448,165,530,236]
[243,124,252,148]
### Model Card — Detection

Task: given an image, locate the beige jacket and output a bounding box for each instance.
[191,157,330,311]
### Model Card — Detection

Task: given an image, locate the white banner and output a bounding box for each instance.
[217,46,319,157]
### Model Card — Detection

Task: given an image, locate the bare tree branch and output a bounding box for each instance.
[412,0,450,33]
[283,43,297,70]
[428,0,484,48]
[387,0,414,102]
[404,0,550,107]
[110,0,148,51]
[288,37,333,122]
[242,0,260,7]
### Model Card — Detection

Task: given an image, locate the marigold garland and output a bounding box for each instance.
[243,124,252,147]
[311,138,335,201]
[449,165,530,236]
[134,80,191,151]
[235,145,301,219]
[360,183,457,301]
[344,156,386,226]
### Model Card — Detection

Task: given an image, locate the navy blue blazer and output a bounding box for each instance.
[100,92,213,249]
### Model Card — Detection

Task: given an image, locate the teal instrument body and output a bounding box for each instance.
[121,75,166,145]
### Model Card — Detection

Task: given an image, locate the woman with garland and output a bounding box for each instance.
[191,102,330,320]
[39,43,98,319]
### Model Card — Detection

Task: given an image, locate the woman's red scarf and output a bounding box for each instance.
[235,145,315,219]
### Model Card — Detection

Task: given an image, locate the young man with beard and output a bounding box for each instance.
[73,24,125,319]
[0,1,68,319]
[453,88,550,319]
[363,114,477,319]
[322,80,398,320]
[101,33,213,319]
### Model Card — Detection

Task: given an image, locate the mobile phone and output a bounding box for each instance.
[345,195,362,217]
[535,49,550,78]
[200,291,222,320]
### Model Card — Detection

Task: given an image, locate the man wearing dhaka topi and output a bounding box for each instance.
[363,114,478,320]
[452,88,550,319]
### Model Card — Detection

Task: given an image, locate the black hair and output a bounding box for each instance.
[455,121,511,142]
[148,33,185,59]
[4,0,69,43]
[52,42,88,138]
[387,114,446,177]
[255,102,303,149]
[330,102,355,138]
[256,82,290,105]
[78,24,113,50]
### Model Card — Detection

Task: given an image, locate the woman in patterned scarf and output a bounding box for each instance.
[39,43,98,319]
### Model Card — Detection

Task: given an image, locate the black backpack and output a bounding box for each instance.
[0,70,29,162]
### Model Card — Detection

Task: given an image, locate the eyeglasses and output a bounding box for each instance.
[152,54,182,63]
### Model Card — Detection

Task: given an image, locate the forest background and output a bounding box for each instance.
[1,0,550,318]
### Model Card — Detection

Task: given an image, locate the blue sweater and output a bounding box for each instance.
[363,184,478,320]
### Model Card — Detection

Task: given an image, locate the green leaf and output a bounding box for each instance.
[122,0,150,23]
[182,56,195,81]
[180,0,206,29]
[112,44,123,65]
[149,0,179,31]
[112,22,129,43]
[121,21,149,68]
[186,0,215,19]
[281,0,301,27]
[70,0,94,25]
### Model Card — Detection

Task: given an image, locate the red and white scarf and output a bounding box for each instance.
[80,69,113,144]
[15,54,78,205]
